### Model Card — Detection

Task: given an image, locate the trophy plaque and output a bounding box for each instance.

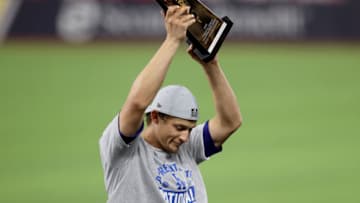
[155,0,233,62]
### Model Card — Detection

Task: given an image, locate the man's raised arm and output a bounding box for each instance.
[188,47,243,148]
[119,6,196,137]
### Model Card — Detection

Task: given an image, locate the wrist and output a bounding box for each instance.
[164,36,182,47]
[202,60,220,71]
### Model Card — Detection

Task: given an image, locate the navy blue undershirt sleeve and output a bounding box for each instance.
[203,120,222,157]
[118,115,144,144]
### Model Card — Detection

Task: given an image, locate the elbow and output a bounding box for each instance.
[218,108,243,135]
[127,96,150,113]
[230,112,243,132]
[234,114,243,130]
[220,112,243,135]
[131,100,148,112]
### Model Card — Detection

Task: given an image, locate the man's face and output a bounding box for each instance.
[156,115,196,153]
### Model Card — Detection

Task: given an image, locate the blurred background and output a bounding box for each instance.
[1,0,360,202]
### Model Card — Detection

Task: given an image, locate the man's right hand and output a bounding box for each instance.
[164,6,196,43]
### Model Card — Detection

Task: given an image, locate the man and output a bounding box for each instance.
[99,5,242,203]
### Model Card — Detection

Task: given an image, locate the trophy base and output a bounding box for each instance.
[187,16,233,63]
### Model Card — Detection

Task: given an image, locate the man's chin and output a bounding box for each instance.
[166,144,180,153]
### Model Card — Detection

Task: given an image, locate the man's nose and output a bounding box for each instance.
[179,131,189,143]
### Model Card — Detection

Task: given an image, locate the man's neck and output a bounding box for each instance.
[141,127,161,149]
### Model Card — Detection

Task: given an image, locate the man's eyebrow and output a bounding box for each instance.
[174,123,196,129]
[174,124,187,128]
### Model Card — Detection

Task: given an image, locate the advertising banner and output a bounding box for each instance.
[0,0,21,41]
[5,0,360,42]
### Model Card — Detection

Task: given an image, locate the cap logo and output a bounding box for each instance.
[157,102,162,108]
[191,108,198,118]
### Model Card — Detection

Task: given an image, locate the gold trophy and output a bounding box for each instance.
[156,0,233,62]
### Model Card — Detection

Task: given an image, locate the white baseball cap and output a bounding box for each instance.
[145,85,199,121]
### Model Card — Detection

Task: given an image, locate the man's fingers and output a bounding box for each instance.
[167,5,180,12]
[168,5,190,19]
[166,5,195,28]
[181,14,196,26]
[176,6,190,17]
[187,44,194,52]
[164,5,194,41]
[165,5,180,18]
[187,44,197,59]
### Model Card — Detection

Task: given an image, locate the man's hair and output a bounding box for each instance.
[145,112,169,125]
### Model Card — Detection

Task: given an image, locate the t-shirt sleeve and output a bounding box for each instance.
[202,121,222,157]
[99,114,143,164]
[186,121,222,164]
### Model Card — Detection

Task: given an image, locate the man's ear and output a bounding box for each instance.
[150,111,160,124]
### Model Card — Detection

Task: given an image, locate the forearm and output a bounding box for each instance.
[203,62,242,143]
[119,38,181,136]
[128,38,180,109]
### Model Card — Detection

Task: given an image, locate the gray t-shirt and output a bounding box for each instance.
[99,115,217,203]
